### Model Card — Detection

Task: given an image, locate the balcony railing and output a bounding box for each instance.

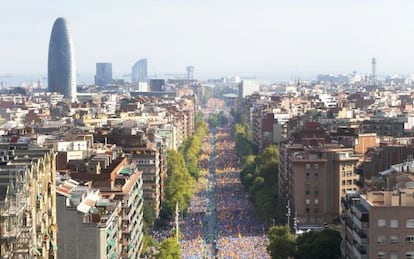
[353,230,368,245]
[352,245,368,259]
[352,215,369,231]
[0,228,22,239]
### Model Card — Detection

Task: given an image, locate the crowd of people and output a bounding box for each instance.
[214,128,270,259]
[181,126,270,258]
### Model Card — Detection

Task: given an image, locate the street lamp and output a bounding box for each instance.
[286,200,291,228]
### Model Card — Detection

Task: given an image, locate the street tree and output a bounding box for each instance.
[295,229,341,259]
[267,225,295,259]
[157,237,181,259]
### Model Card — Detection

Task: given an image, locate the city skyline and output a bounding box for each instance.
[2,1,414,79]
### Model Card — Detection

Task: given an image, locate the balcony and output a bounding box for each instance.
[36,224,43,234]
[352,203,369,222]
[0,228,21,240]
[353,230,368,245]
[340,240,346,256]
[21,217,33,232]
[352,215,369,230]
[1,202,26,217]
[346,224,353,240]
[346,239,353,255]
[36,200,42,210]
[14,244,30,255]
[122,223,132,233]
[340,227,346,241]
[352,246,368,259]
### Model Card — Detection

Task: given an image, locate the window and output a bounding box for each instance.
[306,199,310,205]
[314,172,319,177]
[406,251,414,259]
[378,219,386,228]
[377,235,386,244]
[342,180,346,186]
[377,252,385,259]
[342,171,346,177]
[314,190,319,196]
[406,235,414,244]
[390,252,398,259]
[390,235,399,243]
[305,190,310,195]
[314,199,319,205]
[314,163,319,169]
[306,164,311,169]
[407,219,414,228]
[390,219,399,228]
[306,172,310,177]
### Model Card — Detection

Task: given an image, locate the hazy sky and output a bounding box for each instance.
[2,0,414,80]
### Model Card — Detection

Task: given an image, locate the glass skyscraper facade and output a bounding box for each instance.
[48,17,76,102]
[95,63,112,86]
[131,58,148,83]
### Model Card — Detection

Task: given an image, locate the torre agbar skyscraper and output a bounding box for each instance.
[48,17,76,101]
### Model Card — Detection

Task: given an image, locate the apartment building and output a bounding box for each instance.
[57,160,144,259]
[358,141,414,181]
[132,147,162,218]
[341,189,414,259]
[0,144,57,258]
[57,184,123,259]
[279,122,360,227]
[361,117,406,137]
[285,144,359,226]
[111,165,145,258]
[255,110,289,150]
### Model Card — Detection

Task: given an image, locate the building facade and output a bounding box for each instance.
[279,142,359,228]
[95,63,113,87]
[56,160,144,259]
[133,147,162,219]
[131,59,148,83]
[0,145,57,258]
[238,79,259,99]
[48,17,77,102]
[341,190,414,259]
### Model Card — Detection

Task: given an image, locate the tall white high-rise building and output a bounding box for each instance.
[239,79,259,99]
